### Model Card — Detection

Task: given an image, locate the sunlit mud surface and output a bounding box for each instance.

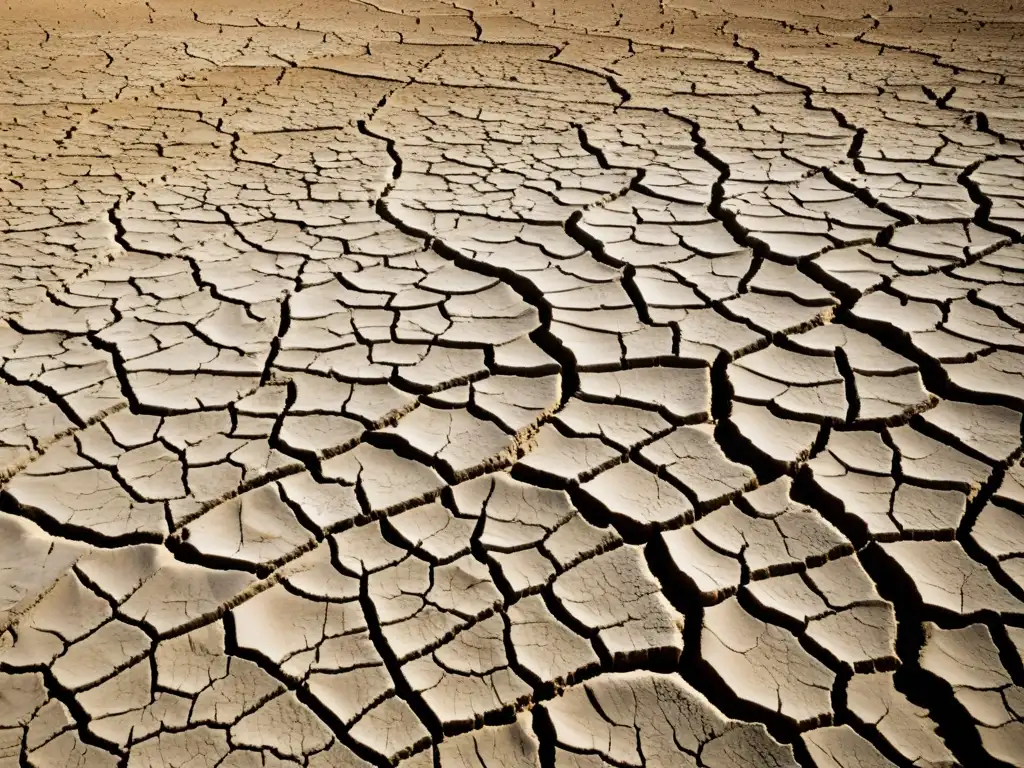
[1,1,1023,766]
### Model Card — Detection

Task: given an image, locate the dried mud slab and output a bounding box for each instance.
[0,0,1023,765]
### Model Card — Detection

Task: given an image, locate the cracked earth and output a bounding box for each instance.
[1,0,1023,766]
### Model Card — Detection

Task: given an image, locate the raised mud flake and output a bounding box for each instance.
[77,544,257,636]
[515,424,621,486]
[115,440,186,501]
[771,561,894,674]
[995,460,1024,509]
[819,430,892,479]
[231,579,372,682]
[181,482,316,569]
[0,568,110,670]
[877,539,1024,618]
[578,460,694,535]
[23,695,76,755]
[488,548,557,597]
[6,446,170,541]
[807,433,900,539]
[633,267,707,313]
[0,671,48,730]
[308,664,396,731]
[278,472,363,537]
[639,425,757,509]
[971,282,1024,335]
[846,672,956,767]
[385,501,476,563]
[852,371,935,425]
[745,230,834,264]
[886,222,1001,263]
[973,158,1024,235]
[158,412,304,527]
[576,365,711,422]
[791,324,917,381]
[345,382,419,427]
[810,598,896,670]
[347,695,430,765]
[435,712,540,767]
[231,691,334,760]
[447,507,558,595]
[0,514,90,630]
[127,726,231,768]
[471,373,560,433]
[542,671,797,767]
[543,512,623,573]
[307,741,373,768]
[320,443,446,515]
[919,622,1024,766]
[748,261,839,305]
[332,521,409,577]
[801,725,896,768]
[154,622,229,697]
[453,471,576,553]
[491,335,559,375]
[945,351,1024,408]
[741,477,849,554]
[31,730,120,767]
[278,412,365,459]
[723,292,834,336]
[49,618,152,692]
[0,330,127,428]
[890,484,968,538]
[189,654,285,728]
[661,526,743,604]
[699,722,804,768]
[969,502,1024,591]
[401,614,532,731]
[668,476,852,605]
[384,404,519,479]
[675,307,767,361]
[806,554,883,608]
[920,399,1024,465]
[730,344,847,423]
[888,426,993,495]
[943,299,1024,354]
[848,290,947,352]
[127,371,264,412]
[729,402,821,470]
[76,657,191,748]
[367,553,503,663]
[552,544,683,664]
[746,568,898,671]
[0,378,77,475]
[702,597,836,726]
[507,595,599,688]
[554,398,672,451]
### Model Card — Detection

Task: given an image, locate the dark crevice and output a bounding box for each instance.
[221,610,394,768]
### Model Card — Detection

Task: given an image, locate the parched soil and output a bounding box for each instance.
[1,1,1023,766]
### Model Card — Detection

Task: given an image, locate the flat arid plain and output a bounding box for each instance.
[1,1,1023,766]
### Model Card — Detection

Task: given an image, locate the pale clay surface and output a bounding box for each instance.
[0,0,1023,766]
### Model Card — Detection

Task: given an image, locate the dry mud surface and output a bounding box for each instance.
[1,0,1024,766]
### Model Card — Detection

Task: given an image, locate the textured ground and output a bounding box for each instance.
[1,0,1023,766]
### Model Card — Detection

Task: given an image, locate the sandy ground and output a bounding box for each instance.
[0,1,1023,766]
